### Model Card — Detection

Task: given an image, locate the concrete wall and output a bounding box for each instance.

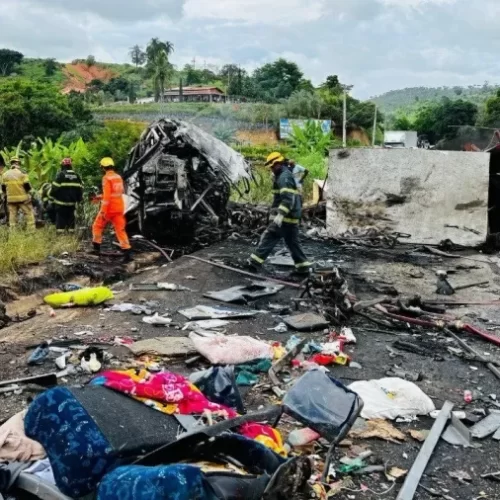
[326,148,490,245]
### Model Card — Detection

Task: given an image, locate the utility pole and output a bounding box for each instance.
[342,91,347,148]
[372,105,377,146]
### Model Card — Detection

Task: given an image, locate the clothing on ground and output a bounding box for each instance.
[92,212,130,250]
[251,223,310,270]
[25,387,117,498]
[1,168,31,203]
[7,202,35,230]
[0,410,46,462]
[91,369,285,455]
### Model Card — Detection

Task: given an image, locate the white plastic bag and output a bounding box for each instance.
[349,377,435,420]
[189,333,273,365]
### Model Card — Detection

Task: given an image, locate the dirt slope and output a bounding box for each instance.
[62,63,116,93]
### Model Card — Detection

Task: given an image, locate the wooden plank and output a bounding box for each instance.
[396,401,454,500]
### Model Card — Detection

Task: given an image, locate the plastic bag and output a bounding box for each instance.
[348,377,435,420]
[44,287,114,308]
[283,370,360,441]
[191,366,245,413]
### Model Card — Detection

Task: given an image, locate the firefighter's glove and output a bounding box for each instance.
[273,213,284,227]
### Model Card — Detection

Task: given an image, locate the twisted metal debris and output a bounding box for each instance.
[123,119,251,242]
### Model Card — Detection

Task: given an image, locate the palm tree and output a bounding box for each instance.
[146,38,174,102]
[153,51,171,102]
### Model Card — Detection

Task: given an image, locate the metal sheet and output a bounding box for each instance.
[283,313,329,332]
[326,149,490,246]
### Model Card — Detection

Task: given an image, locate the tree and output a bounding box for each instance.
[0,49,23,76]
[253,59,303,101]
[392,114,414,131]
[86,55,96,67]
[0,79,75,148]
[43,58,58,77]
[321,75,342,94]
[414,98,478,143]
[153,51,171,102]
[146,38,174,101]
[129,45,146,67]
[484,90,500,127]
[67,91,93,123]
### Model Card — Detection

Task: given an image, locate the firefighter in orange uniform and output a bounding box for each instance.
[92,157,132,261]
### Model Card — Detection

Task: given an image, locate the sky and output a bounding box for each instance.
[1,0,500,98]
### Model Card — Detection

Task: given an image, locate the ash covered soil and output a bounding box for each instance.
[1,237,500,499]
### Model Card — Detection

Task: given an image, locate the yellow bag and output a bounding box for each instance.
[44,287,114,308]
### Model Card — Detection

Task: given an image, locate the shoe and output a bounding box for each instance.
[245,258,262,273]
[263,456,313,500]
[91,243,101,255]
[122,249,133,263]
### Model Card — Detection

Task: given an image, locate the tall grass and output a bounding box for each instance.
[0,227,80,277]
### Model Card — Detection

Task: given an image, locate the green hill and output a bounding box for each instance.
[371,84,500,114]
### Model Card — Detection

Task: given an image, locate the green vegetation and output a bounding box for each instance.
[373,84,499,114]
[0,226,79,276]
[0,79,76,147]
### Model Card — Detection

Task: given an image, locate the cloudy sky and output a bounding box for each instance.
[1,0,499,98]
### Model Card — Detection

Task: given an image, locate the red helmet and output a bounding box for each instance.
[61,158,72,167]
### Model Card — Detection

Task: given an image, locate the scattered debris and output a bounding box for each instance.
[204,281,284,304]
[396,401,454,500]
[470,412,500,439]
[348,378,435,420]
[44,286,114,308]
[127,337,196,357]
[349,419,406,443]
[283,313,329,332]
[142,313,172,326]
[448,470,472,483]
[190,333,274,365]
[441,413,472,447]
[409,429,430,442]
[179,304,259,320]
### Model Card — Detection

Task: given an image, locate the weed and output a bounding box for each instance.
[0,226,80,277]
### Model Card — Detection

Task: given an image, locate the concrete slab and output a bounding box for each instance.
[326,149,490,245]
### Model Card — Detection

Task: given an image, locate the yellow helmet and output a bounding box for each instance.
[265,152,285,167]
[100,157,115,168]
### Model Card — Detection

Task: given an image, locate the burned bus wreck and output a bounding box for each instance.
[123,119,251,243]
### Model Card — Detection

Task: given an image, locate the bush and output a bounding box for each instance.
[0,78,75,148]
[80,120,144,187]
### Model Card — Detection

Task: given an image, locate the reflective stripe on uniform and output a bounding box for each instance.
[278,205,290,214]
[295,261,313,268]
[283,218,299,224]
[250,254,264,264]
[53,200,76,206]
[280,188,299,194]
[59,183,83,188]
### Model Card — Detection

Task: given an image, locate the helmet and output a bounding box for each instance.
[265,152,285,167]
[100,157,115,168]
[61,157,72,167]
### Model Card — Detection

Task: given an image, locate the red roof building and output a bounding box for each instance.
[164,86,226,103]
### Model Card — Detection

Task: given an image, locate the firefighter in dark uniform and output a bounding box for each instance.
[248,152,312,274]
[50,158,83,233]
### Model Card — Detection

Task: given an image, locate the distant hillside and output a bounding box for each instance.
[16,58,150,95]
[372,84,500,113]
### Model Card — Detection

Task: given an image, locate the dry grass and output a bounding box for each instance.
[0,226,80,277]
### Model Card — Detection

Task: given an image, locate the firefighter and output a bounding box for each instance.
[0,157,35,230]
[92,157,132,261]
[50,158,83,233]
[247,152,312,274]
[40,182,56,224]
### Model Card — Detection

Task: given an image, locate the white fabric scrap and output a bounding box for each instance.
[189,333,273,365]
